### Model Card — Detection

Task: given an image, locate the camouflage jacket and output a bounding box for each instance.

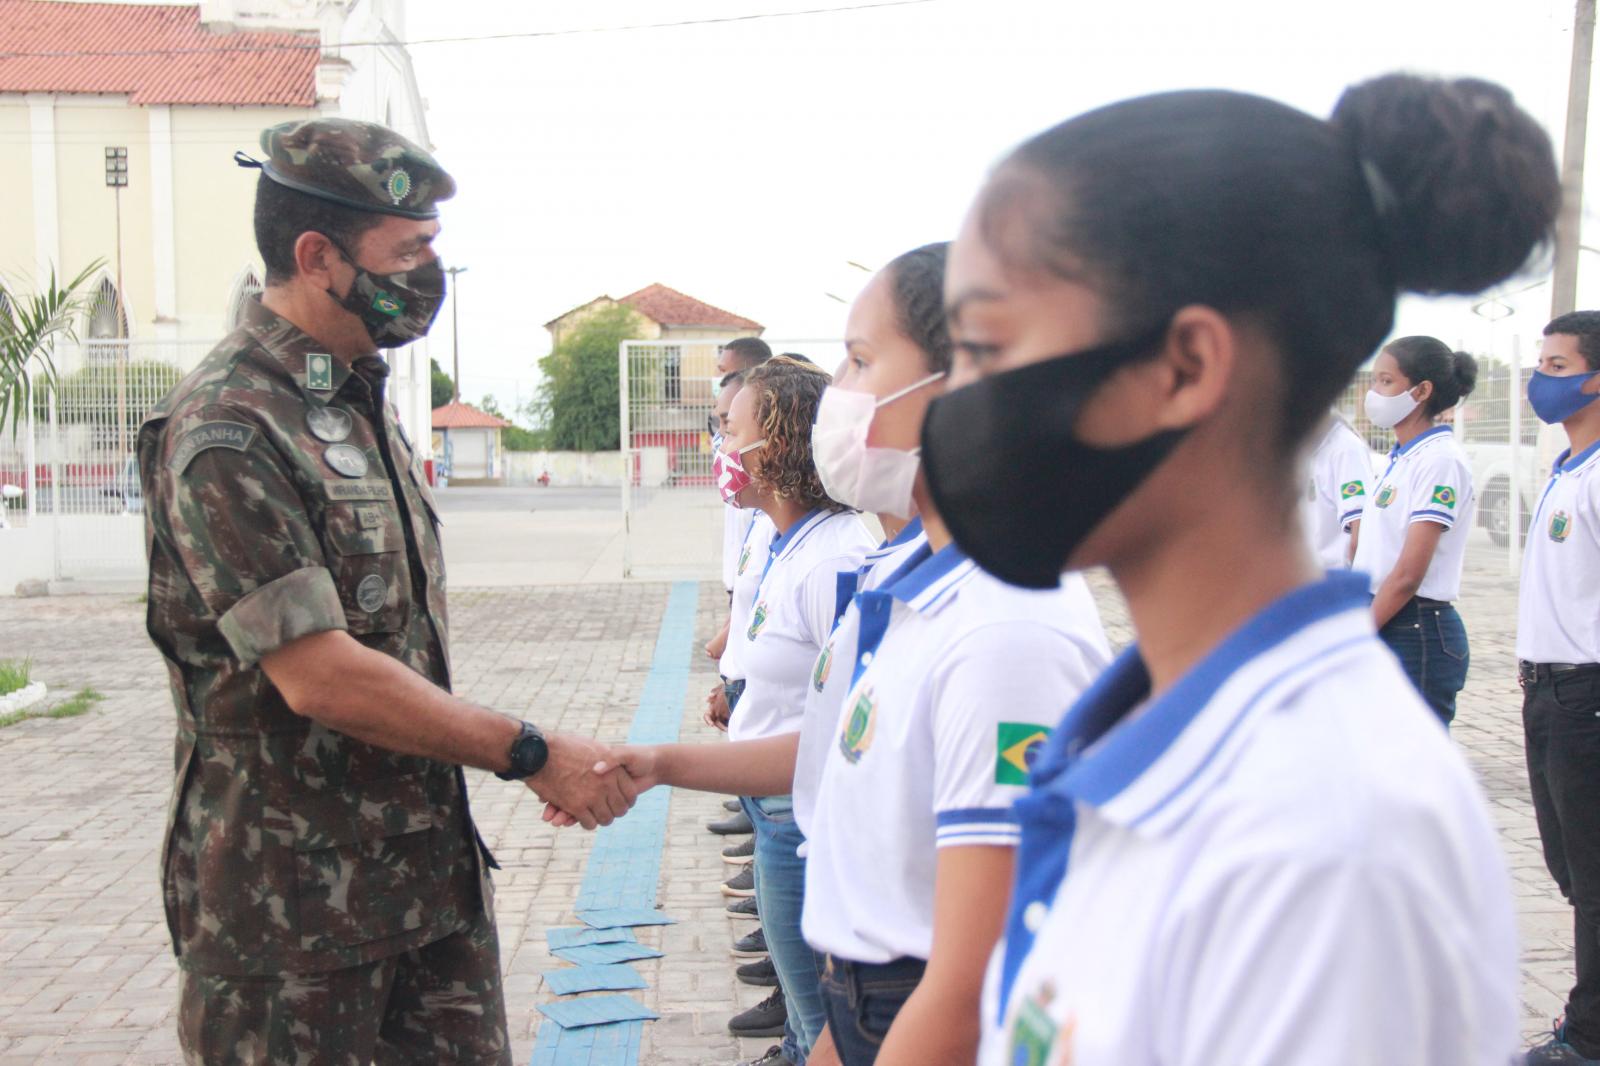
[140,297,491,976]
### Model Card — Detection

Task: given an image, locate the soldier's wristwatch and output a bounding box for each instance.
[494,721,549,781]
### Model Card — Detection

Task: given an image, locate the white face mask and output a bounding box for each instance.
[811,372,945,518]
[1364,386,1421,430]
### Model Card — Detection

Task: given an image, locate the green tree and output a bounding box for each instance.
[40,361,183,424]
[430,357,455,409]
[0,263,101,437]
[478,394,548,450]
[533,305,639,451]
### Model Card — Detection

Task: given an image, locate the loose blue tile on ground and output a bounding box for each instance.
[528,1020,644,1066]
[528,581,699,1066]
[544,964,649,996]
[577,907,676,930]
[537,994,660,1030]
[546,927,637,951]
[553,942,663,966]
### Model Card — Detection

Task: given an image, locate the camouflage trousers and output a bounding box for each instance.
[177,909,511,1065]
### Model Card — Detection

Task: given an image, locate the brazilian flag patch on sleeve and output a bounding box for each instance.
[1430,485,1457,509]
[1340,480,1365,499]
[996,723,1052,785]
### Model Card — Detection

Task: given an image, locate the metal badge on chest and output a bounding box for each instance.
[306,406,353,443]
[324,443,370,478]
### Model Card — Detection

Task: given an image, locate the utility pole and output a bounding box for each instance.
[445,265,468,403]
[1553,0,1596,320]
[105,147,129,469]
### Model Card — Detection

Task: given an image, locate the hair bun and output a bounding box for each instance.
[1451,349,1479,398]
[1331,74,1560,296]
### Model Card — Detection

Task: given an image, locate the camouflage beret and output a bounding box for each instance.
[235,118,455,221]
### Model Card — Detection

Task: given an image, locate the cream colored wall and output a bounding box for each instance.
[0,103,35,285]
[52,105,152,334]
[170,105,304,339]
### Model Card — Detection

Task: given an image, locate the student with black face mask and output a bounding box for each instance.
[917,75,1560,1066]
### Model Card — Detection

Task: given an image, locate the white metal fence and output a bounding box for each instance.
[0,338,205,582]
[618,339,843,579]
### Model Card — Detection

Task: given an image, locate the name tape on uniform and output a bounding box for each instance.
[324,479,394,501]
[169,421,258,473]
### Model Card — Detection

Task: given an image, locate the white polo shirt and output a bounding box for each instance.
[729,509,875,743]
[802,543,1111,964]
[1351,425,1475,602]
[722,503,756,594]
[977,572,1517,1066]
[720,511,773,683]
[1518,440,1600,664]
[1301,416,1372,569]
[793,518,928,844]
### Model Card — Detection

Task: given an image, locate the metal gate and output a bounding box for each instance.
[618,339,843,579]
[0,338,206,583]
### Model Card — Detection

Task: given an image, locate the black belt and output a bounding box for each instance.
[1519,660,1600,683]
[1413,596,1453,609]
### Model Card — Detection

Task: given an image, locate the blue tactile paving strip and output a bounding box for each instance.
[529,581,698,1065]
[576,907,676,930]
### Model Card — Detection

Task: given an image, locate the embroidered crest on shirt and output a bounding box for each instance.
[747,600,769,640]
[996,723,1052,785]
[1430,485,1457,509]
[1551,509,1574,543]
[1010,981,1074,1066]
[838,690,876,764]
[737,543,753,576]
[813,641,834,692]
[1375,483,1397,508]
[1340,480,1365,499]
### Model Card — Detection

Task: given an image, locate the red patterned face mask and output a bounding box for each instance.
[714,439,766,507]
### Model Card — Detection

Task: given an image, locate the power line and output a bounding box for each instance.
[0,0,938,60]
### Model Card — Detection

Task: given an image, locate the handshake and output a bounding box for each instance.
[521,732,659,831]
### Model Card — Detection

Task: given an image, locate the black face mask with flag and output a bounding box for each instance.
[920,319,1188,589]
[327,240,448,349]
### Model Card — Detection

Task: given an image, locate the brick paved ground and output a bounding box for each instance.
[0,540,1576,1063]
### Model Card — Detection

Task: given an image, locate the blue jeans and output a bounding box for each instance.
[1378,598,1469,726]
[742,795,826,1065]
[818,955,927,1065]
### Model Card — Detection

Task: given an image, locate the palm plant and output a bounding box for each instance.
[0,263,102,439]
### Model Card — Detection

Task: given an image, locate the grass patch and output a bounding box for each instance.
[0,659,31,698]
[0,686,103,729]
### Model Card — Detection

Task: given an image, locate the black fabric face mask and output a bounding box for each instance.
[920,321,1188,589]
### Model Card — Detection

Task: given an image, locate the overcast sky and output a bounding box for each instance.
[404,0,1581,416]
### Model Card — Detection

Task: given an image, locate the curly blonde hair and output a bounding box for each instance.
[741,356,843,512]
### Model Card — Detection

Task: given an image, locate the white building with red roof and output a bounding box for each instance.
[431,399,509,484]
[0,0,438,447]
[544,283,765,351]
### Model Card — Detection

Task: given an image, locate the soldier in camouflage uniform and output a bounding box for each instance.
[140,119,636,1064]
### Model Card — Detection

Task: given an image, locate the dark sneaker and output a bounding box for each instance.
[728,988,787,1038]
[723,798,742,812]
[708,810,754,835]
[721,867,756,898]
[735,1044,791,1066]
[727,896,759,921]
[731,927,767,958]
[723,836,755,865]
[736,956,779,987]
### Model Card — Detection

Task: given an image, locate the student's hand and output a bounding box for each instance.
[593,744,662,793]
[525,733,638,830]
[705,686,730,732]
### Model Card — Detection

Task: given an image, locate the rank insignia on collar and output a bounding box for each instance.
[307,353,334,391]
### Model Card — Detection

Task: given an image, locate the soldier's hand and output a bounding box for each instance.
[526,733,636,830]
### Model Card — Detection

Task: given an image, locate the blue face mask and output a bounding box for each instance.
[1528,368,1600,424]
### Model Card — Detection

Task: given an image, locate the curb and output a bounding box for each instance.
[0,682,48,716]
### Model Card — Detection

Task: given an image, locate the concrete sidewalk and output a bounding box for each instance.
[0,532,1580,1063]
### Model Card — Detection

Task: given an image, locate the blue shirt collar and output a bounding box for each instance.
[768,508,828,561]
[1390,423,1452,458]
[1031,571,1374,834]
[881,540,979,613]
[1556,437,1600,475]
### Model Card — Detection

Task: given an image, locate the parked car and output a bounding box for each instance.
[0,484,21,529]
[1464,422,1567,547]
